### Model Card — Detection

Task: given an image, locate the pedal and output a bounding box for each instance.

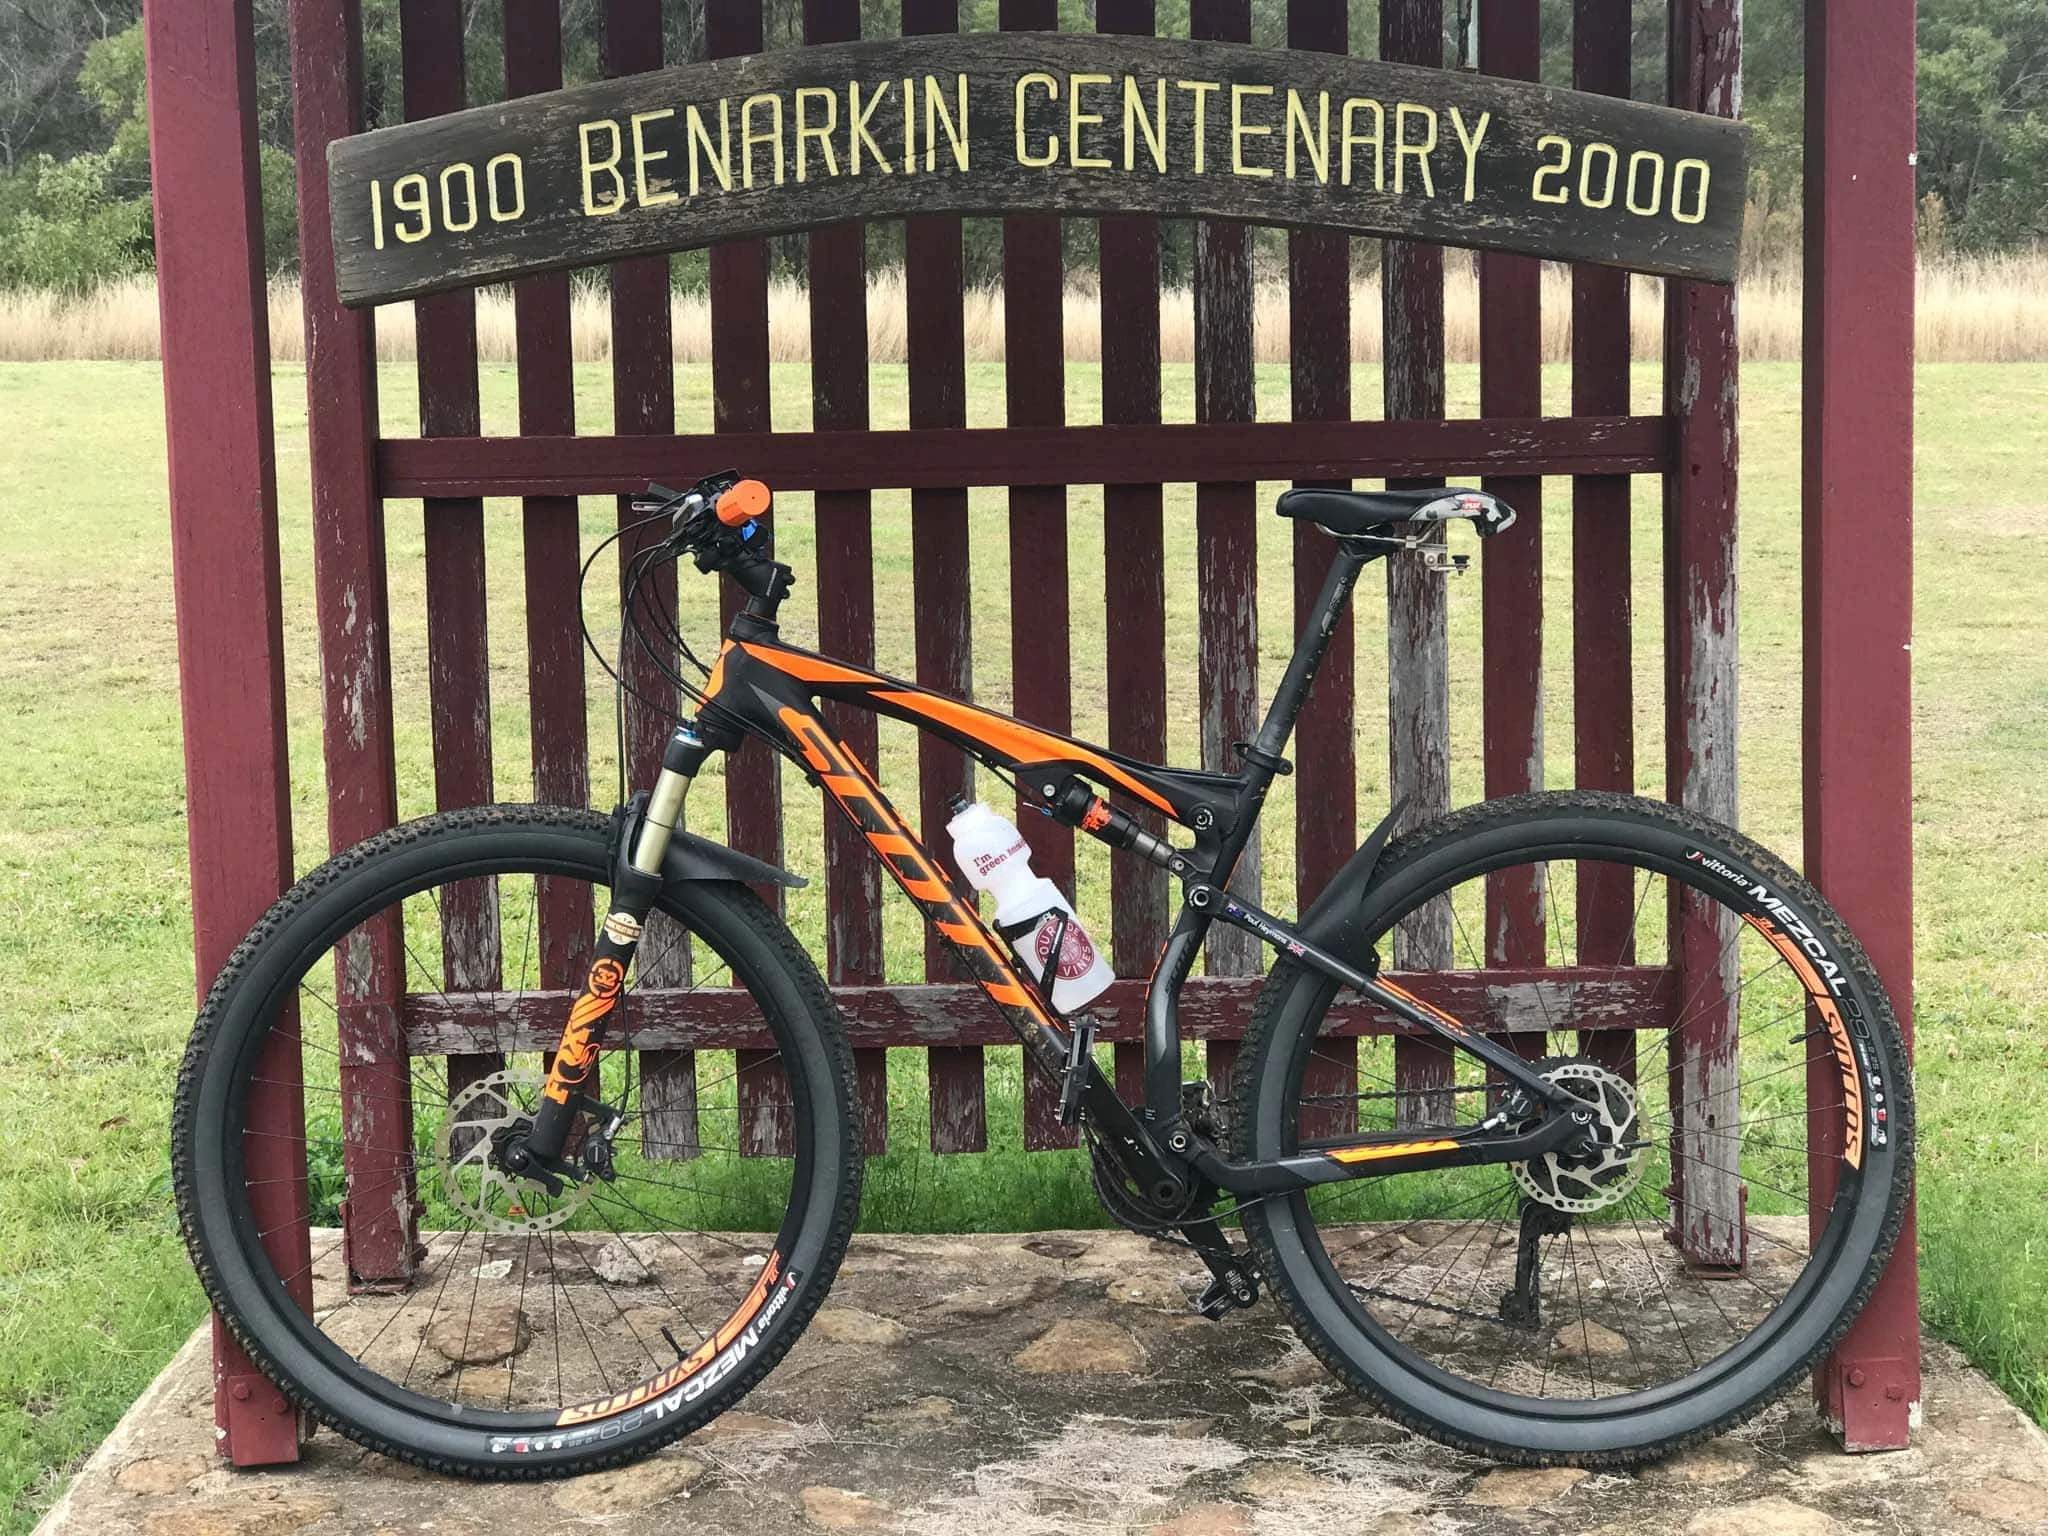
[1180,1210,1261,1320]
[1195,1263,1260,1320]
[1056,1013,1097,1127]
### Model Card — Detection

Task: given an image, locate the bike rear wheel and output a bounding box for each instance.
[174,806,861,1477]
[1233,791,1911,1464]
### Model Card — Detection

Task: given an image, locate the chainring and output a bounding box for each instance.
[1510,1058,1649,1215]
[435,1068,592,1234]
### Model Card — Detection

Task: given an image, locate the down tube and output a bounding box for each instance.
[773,705,1073,1077]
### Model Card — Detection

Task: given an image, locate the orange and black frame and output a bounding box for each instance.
[505,471,1588,1221]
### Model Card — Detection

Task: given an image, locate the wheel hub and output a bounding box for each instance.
[435,1068,593,1234]
[1510,1059,1648,1215]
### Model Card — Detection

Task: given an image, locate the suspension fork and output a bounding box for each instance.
[507,731,705,1174]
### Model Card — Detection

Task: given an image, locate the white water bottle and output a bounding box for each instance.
[945,796,1115,1015]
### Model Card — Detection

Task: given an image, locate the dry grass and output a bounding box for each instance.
[5,252,2048,364]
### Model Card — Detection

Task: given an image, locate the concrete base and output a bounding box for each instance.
[35,1231,2048,1535]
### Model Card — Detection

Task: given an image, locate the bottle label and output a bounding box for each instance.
[1033,914,1099,982]
[967,839,1027,881]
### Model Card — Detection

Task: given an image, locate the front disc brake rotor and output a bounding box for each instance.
[1511,1059,1648,1215]
[435,1067,592,1234]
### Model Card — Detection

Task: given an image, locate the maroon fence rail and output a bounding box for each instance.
[145,0,1920,1466]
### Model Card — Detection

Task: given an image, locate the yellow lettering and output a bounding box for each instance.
[1175,80,1219,173]
[578,121,626,217]
[1231,83,1273,176]
[485,153,523,221]
[630,108,678,207]
[1015,72,1059,167]
[1530,133,1571,204]
[849,80,893,175]
[438,162,477,231]
[1447,107,1489,202]
[370,178,386,249]
[1393,102,1437,196]
[1340,97,1384,189]
[1123,76,1167,171]
[1069,72,1111,169]
[924,73,969,171]
[794,87,839,181]
[741,92,785,189]
[903,75,916,172]
[1284,88,1329,183]
[685,101,733,195]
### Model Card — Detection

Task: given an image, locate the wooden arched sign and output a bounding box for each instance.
[329,33,1748,306]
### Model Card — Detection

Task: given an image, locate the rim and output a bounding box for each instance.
[1269,836,1888,1419]
[206,842,820,1435]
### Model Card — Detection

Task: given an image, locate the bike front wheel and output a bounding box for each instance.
[173,806,862,1477]
[1233,791,1912,1465]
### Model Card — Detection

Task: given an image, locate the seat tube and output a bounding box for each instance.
[1251,543,1370,761]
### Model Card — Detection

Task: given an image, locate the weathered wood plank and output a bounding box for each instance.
[1097,0,1167,1110]
[1284,0,1356,1141]
[406,965,1682,1054]
[1665,0,1743,1270]
[905,0,986,1156]
[603,0,697,1163]
[379,415,1672,498]
[1194,0,1261,983]
[402,0,502,1111]
[1573,0,1639,1085]
[706,0,791,1160]
[804,0,890,1159]
[294,0,417,1289]
[1000,0,1078,1153]
[328,33,1751,305]
[1477,1,1547,1075]
[1380,0,1457,1130]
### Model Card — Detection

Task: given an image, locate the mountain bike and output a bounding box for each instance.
[174,470,1911,1476]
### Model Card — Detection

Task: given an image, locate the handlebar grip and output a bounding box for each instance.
[716,479,772,527]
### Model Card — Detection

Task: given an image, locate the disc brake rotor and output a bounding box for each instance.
[1511,1059,1648,1215]
[434,1068,592,1234]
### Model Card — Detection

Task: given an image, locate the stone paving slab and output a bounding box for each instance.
[36,1231,2048,1536]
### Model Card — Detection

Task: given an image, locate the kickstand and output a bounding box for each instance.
[1498,1198,1571,1331]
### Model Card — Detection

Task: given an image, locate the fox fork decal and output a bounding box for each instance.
[776,706,1069,1068]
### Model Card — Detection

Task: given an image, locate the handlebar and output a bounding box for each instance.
[634,471,793,619]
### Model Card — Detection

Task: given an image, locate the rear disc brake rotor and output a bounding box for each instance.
[1511,1059,1648,1215]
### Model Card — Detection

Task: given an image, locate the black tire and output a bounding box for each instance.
[1233,791,1912,1465]
[173,806,862,1478]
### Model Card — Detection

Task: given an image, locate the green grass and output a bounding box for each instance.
[1,357,2044,1528]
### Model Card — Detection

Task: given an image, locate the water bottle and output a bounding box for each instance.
[945,795,1115,1015]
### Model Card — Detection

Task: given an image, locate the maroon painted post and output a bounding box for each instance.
[1477,1,1547,1057]
[1803,0,1919,1450]
[805,0,890,1157]
[999,0,1080,1151]
[146,0,306,1466]
[603,0,699,1162]
[904,0,987,1154]
[506,2,593,1006]
[706,0,794,1159]
[402,0,504,1111]
[1379,0,1455,1127]
[291,0,418,1292]
[1572,0,1638,1083]
[1664,0,1744,1272]
[1285,0,1357,1138]
[1098,0,1169,1108]
[1191,0,1260,1015]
